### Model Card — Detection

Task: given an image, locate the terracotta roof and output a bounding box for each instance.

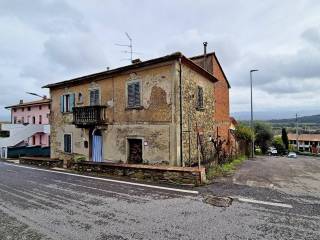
[190,52,231,89]
[230,117,238,125]
[287,133,320,142]
[43,52,218,89]
[5,98,51,109]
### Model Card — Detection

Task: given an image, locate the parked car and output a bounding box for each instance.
[287,152,297,158]
[267,147,278,156]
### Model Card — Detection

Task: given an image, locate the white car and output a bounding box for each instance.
[287,152,297,158]
[268,147,278,155]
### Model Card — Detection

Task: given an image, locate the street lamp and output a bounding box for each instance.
[26,92,46,99]
[250,69,258,158]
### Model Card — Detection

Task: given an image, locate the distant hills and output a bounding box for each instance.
[232,109,319,121]
[269,114,320,124]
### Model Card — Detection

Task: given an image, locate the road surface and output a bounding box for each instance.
[0,157,319,239]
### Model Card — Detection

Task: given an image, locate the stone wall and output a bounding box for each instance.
[180,64,216,166]
[72,162,206,186]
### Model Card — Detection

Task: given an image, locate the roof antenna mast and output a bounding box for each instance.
[115,32,133,62]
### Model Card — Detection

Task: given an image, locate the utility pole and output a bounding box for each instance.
[296,113,299,151]
[250,69,258,158]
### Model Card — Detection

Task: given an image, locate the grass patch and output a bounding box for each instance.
[207,155,247,179]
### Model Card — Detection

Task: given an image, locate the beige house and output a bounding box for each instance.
[44,52,218,167]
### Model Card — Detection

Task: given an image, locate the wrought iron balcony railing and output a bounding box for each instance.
[73,106,107,127]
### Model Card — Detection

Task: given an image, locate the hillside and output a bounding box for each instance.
[269,114,320,124]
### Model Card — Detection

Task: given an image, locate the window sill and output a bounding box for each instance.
[125,106,144,111]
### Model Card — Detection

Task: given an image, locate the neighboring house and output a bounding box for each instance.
[288,133,320,153]
[5,98,51,147]
[0,98,51,158]
[44,52,223,166]
[190,52,233,154]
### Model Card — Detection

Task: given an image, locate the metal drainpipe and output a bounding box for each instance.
[179,57,183,167]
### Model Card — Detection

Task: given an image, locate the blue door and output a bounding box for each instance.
[92,130,103,162]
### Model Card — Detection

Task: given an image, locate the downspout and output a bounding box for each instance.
[179,57,183,167]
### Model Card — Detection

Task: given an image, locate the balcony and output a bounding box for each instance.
[73,106,107,127]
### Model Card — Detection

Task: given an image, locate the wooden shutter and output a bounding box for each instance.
[60,95,64,112]
[90,89,99,106]
[70,93,75,112]
[128,83,135,107]
[134,82,140,106]
[197,86,204,109]
[64,134,71,153]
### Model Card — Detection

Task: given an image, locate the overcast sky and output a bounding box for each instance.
[1,0,320,120]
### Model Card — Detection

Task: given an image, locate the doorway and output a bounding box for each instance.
[92,129,103,162]
[127,139,143,164]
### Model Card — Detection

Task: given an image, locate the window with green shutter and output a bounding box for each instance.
[127,81,141,108]
[60,93,75,113]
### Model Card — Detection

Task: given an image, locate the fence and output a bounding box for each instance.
[7,146,50,158]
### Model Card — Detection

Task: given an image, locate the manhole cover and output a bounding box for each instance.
[203,195,233,207]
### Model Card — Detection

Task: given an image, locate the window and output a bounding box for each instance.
[39,115,42,124]
[64,134,72,153]
[196,86,204,110]
[60,94,75,113]
[27,107,31,111]
[32,135,36,145]
[13,108,17,113]
[78,93,83,104]
[22,107,24,112]
[13,116,17,124]
[39,105,42,110]
[127,81,141,108]
[39,135,42,145]
[32,116,36,124]
[90,89,100,106]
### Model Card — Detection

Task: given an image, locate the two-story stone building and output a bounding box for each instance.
[44,52,230,167]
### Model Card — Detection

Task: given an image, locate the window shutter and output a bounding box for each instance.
[90,90,99,106]
[64,135,67,152]
[128,83,135,107]
[70,94,75,112]
[134,82,140,106]
[197,86,204,109]
[60,95,64,112]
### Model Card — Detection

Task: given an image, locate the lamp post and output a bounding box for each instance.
[250,69,258,158]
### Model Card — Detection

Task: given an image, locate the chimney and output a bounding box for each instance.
[132,58,142,64]
[203,42,208,71]
[19,99,23,104]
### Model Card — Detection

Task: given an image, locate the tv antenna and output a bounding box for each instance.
[115,32,143,62]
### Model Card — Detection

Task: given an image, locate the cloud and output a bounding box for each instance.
[1,0,320,120]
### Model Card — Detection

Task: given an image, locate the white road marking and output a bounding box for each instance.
[234,196,293,208]
[1,162,199,195]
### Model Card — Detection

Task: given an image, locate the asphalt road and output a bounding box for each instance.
[0,157,320,240]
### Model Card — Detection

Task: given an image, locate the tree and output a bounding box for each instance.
[273,136,286,155]
[234,123,254,156]
[281,128,289,150]
[254,121,273,154]
[235,123,254,143]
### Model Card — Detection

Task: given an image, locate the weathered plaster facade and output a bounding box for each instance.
[47,53,218,167]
